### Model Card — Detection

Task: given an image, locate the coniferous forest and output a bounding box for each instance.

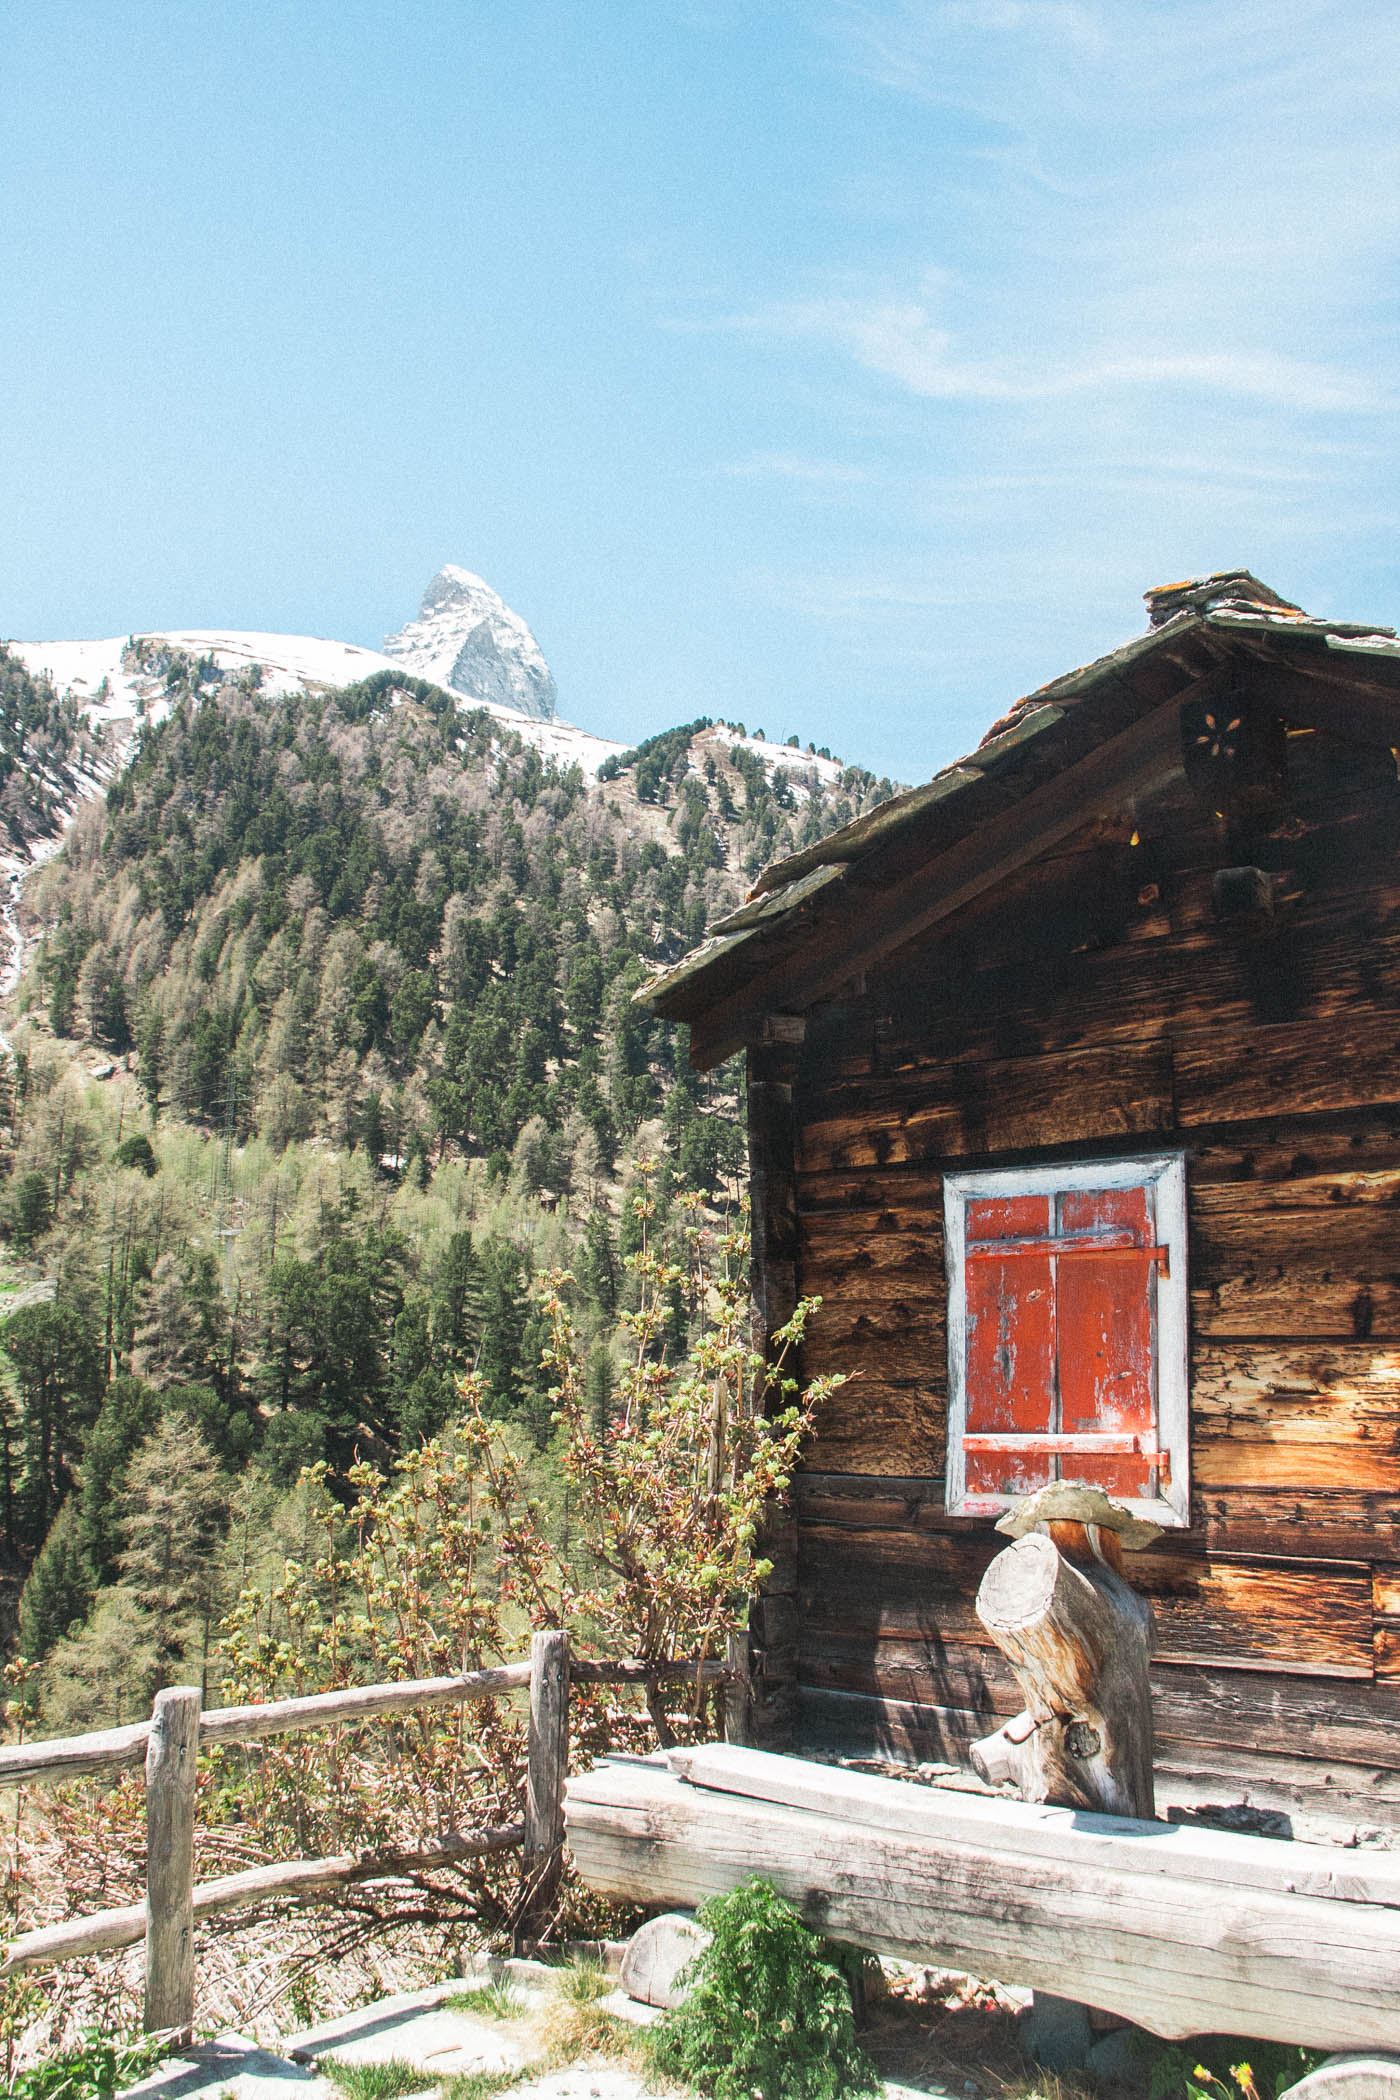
[0,642,894,1732]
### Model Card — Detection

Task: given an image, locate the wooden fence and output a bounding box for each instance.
[0,1629,744,2043]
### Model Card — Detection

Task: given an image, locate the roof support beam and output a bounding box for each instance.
[686,696,1190,1070]
[1238,659,1400,749]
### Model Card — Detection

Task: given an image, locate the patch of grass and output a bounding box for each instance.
[7,2027,168,2100]
[550,1956,614,2006]
[437,2071,529,2100]
[444,1983,528,2021]
[319,2059,438,2100]
[540,1956,635,2066]
[994,2073,1094,2100]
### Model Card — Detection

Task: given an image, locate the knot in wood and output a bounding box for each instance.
[1063,1719,1102,1761]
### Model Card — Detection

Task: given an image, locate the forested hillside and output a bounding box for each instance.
[0,647,106,855]
[0,651,893,1727]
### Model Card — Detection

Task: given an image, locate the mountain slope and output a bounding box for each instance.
[23,666,888,1158]
[12,628,623,779]
[0,587,896,1733]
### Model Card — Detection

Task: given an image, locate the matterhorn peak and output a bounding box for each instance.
[382,566,557,721]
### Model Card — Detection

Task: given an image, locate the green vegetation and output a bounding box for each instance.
[0,660,884,1728]
[443,1982,528,2021]
[0,648,104,856]
[0,657,884,2066]
[320,2061,437,2100]
[435,2073,526,2100]
[535,1956,632,2063]
[2,2025,166,2100]
[1146,2037,1326,2100]
[644,1876,881,2100]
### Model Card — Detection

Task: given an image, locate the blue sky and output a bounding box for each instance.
[5,1,1398,780]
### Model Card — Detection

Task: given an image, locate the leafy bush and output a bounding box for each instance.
[644,1876,880,2100]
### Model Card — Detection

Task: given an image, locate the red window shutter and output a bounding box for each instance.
[961,1182,1164,1503]
[1055,1187,1156,1499]
[964,1195,1055,1499]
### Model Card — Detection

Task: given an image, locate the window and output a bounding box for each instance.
[943,1153,1188,1527]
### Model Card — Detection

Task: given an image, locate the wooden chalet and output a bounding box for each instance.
[640,570,1400,1836]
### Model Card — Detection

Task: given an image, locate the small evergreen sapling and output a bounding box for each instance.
[644,1876,880,2100]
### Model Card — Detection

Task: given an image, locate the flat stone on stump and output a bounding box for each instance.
[994,1482,1163,1552]
[620,1912,711,2009]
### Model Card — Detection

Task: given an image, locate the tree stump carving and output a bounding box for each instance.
[972,1484,1159,1819]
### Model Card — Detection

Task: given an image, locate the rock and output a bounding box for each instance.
[619,1911,712,2010]
[1086,2025,1150,2082]
[1279,2056,1400,2100]
[120,2032,333,2100]
[1017,1991,1094,2072]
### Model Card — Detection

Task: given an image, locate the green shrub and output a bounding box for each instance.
[644,1876,880,2100]
[7,2026,166,2100]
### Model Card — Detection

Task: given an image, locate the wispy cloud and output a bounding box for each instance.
[834,0,1109,92]
[715,452,880,483]
[732,284,1379,410]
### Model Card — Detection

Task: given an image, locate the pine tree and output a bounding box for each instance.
[117,1416,230,1690]
[17,1499,92,1661]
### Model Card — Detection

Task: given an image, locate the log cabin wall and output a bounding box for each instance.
[781,717,1400,1833]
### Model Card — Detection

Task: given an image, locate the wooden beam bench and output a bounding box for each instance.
[564,1744,1400,2053]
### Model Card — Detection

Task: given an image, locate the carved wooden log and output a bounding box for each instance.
[973,1528,1155,1818]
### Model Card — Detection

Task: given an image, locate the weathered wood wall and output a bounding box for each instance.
[780,721,1400,1827]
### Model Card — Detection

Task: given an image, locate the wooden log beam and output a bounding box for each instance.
[571,1658,728,1686]
[1244,659,1400,750]
[199,1662,535,1749]
[0,1824,523,1977]
[746,1032,803,1750]
[724,1628,753,1747]
[565,1750,1400,2050]
[665,1746,1400,1907]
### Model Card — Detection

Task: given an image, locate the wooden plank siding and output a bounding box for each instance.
[783,724,1400,1819]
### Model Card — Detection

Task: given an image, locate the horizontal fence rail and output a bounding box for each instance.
[0,1633,748,2042]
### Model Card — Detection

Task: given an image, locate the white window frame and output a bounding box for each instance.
[943,1151,1189,1528]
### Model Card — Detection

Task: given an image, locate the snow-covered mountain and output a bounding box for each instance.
[11,568,622,779]
[382,566,557,721]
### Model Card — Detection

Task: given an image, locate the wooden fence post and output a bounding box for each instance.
[522,1629,570,1943]
[724,1627,752,1746]
[144,1685,201,2041]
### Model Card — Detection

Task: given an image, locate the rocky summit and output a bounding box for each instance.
[382,564,558,720]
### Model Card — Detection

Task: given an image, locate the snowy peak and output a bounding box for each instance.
[382,565,557,722]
